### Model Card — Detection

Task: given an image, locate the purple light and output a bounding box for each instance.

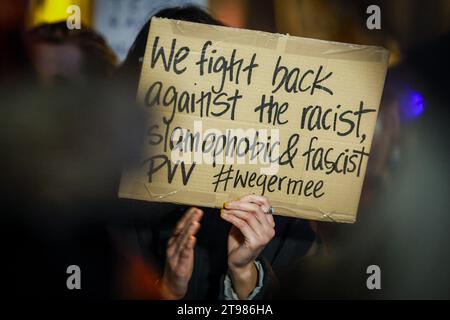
[399,89,425,120]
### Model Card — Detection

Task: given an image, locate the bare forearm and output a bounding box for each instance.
[228,263,258,299]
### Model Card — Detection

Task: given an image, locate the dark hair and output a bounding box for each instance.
[118,6,223,91]
[27,22,117,78]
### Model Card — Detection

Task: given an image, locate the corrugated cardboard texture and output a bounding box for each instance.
[119,18,389,223]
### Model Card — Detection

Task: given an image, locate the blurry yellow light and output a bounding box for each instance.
[27,0,92,28]
[386,38,402,67]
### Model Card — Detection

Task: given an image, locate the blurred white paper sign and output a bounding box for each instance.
[94,0,206,61]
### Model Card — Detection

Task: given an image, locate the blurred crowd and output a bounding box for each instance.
[1,0,449,299]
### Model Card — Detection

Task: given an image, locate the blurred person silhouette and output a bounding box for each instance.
[2,84,144,298]
[112,6,317,300]
[1,8,144,297]
[0,0,33,85]
[27,22,117,86]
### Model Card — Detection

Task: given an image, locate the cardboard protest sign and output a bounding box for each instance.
[119,18,389,223]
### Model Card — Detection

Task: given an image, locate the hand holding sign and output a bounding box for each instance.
[222,195,275,299]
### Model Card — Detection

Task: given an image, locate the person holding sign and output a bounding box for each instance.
[159,195,275,300]
[114,6,316,300]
